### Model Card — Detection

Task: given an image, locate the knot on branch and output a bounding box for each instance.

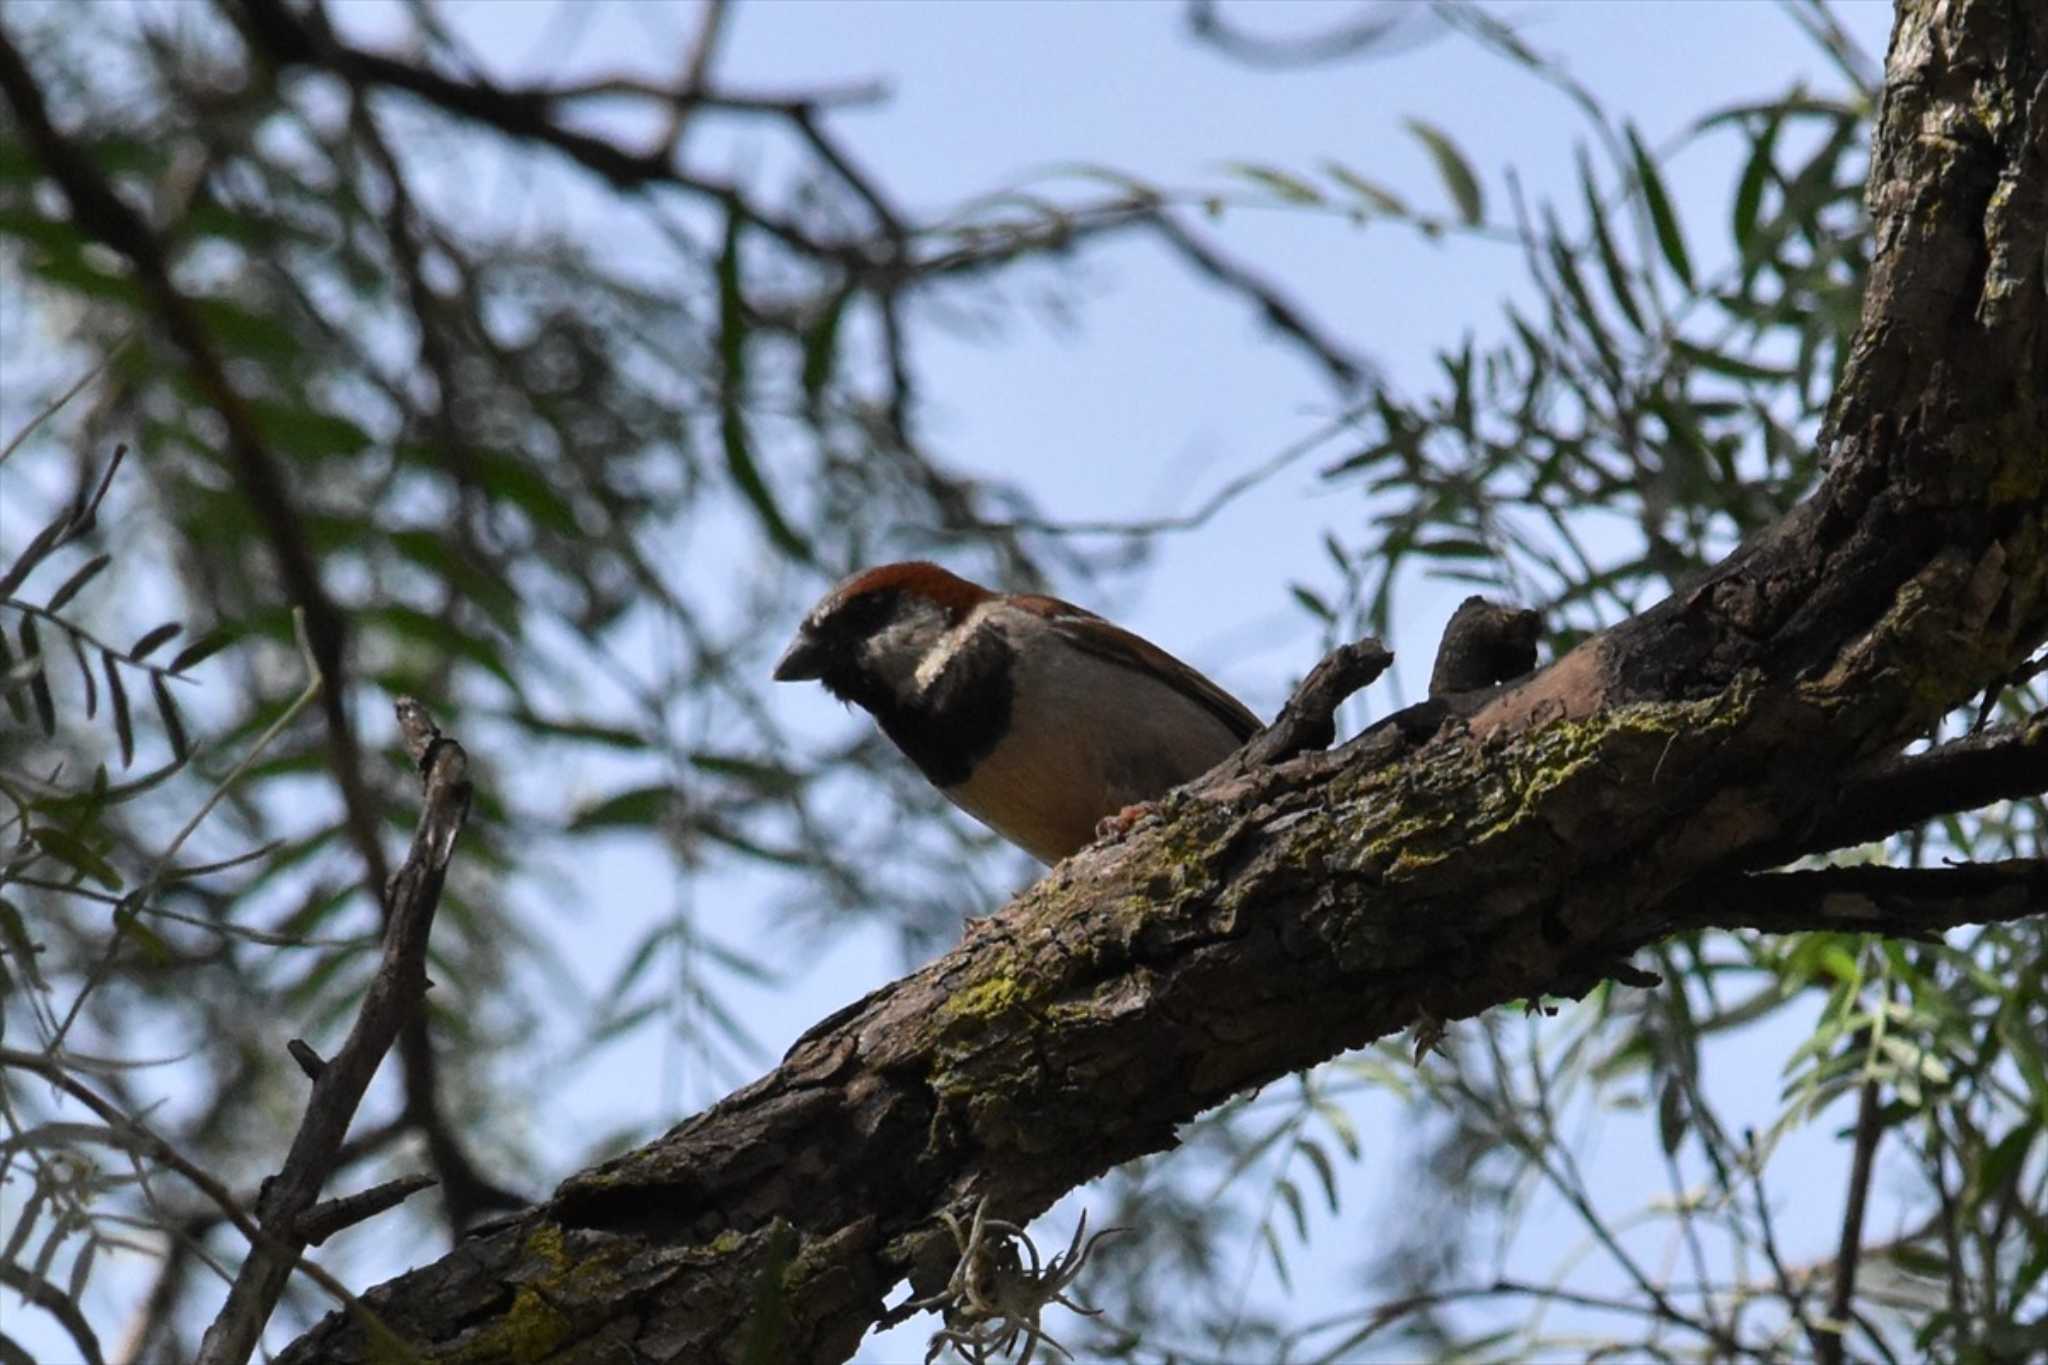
[1428,596,1543,699]
[1229,595,1543,784]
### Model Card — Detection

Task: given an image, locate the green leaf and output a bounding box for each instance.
[1323,161,1409,216]
[505,711,645,750]
[68,630,94,719]
[168,626,238,675]
[1627,122,1694,287]
[687,752,803,796]
[105,650,133,768]
[387,531,520,631]
[1546,208,1622,380]
[111,898,171,966]
[1886,1244,1952,1280]
[246,397,374,461]
[151,674,189,762]
[800,286,851,410]
[129,621,181,661]
[1224,161,1324,204]
[449,447,580,536]
[30,825,124,890]
[569,784,674,832]
[1295,1136,1341,1213]
[1672,339,1795,383]
[1413,537,1494,559]
[19,616,54,736]
[0,897,48,991]
[1289,583,1335,623]
[1404,119,1484,226]
[1658,1075,1688,1155]
[363,605,518,692]
[31,249,145,306]
[0,208,79,254]
[0,630,25,726]
[1971,1119,2040,1212]
[194,296,302,362]
[1732,108,1783,262]
[1578,147,1644,333]
[717,211,810,563]
[45,552,110,612]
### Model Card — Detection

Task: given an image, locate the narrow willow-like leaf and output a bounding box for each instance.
[0,506,70,599]
[129,620,181,661]
[799,286,850,411]
[167,626,235,674]
[19,616,53,735]
[1672,338,1795,383]
[1732,108,1782,263]
[1404,118,1484,225]
[0,628,26,725]
[1224,160,1325,204]
[1323,161,1409,216]
[150,673,188,761]
[0,897,49,990]
[30,824,123,890]
[111,898,170,964]
[717,211,810,563]
[687,752,803,795]
[104,649,133,767]
[67,628,95,719]
[44,552,110,612]
[1577,147,1644,333]
[1627,122,1694,287]
[1290,583,1335,623]
[569,784,673,832]
[1545,207,1622,381]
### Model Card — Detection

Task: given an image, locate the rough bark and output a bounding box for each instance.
[279,2,2048,1361]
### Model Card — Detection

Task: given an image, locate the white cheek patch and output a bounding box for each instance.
[913,605,995,694]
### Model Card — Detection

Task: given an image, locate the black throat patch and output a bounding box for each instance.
[834,623,1014,789]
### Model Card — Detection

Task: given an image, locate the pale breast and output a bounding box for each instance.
[939,630,1248,863]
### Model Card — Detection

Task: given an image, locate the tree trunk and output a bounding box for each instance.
[280,1,2048,1360]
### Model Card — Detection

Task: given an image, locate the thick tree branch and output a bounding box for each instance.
[277,2,2048,1361]
[1747,717,2048,867]
[1665,861,2048,939]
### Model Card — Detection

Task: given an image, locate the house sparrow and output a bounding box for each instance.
[774,561,1262,863]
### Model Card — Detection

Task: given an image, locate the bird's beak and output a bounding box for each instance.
[773,629,827,682]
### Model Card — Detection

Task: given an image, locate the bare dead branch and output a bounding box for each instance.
[293,1175,439,1247]
[1752,718,2048,867]
[1231,638,1394,768]
[1668,861,2048,939]
[1427,596,1543,698]
[193,698,472,1365]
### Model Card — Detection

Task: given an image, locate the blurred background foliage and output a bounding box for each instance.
[1,1,2042,1362]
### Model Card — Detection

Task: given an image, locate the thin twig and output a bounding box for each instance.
[0,337,131,465]
[1819,1077,1884,1363]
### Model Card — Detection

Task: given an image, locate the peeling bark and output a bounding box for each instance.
[278,1,2048,1361]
